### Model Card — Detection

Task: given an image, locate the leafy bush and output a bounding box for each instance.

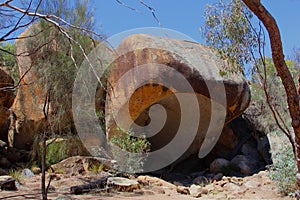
[33,135,89,167]
[8,169,22,183]
[90,163,104,173]
[0,42,18,83]
[268,143,297,196]
[109,127,150,174]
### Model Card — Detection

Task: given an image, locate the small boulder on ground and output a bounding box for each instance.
[0,175,17,190]
[230,155,252,175]
[107,177,140,192]
[189,184,202,197]
[0,140,7,150]
[21,168,34,178]
[210,158,230,173]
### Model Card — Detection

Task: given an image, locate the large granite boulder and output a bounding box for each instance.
[12,23,47,149]
[0,68,14,139]
[0,68,14,126]
[105,34,250,168]
[12,23,99,150]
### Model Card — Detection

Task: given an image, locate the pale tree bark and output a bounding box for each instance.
[242,0,300,194]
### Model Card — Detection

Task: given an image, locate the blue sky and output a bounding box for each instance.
[92,0,300,58]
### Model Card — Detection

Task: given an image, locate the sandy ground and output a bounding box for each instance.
[0,170,296,200]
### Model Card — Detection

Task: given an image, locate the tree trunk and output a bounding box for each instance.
[242,0,300,193]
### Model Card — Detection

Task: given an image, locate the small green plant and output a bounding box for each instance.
[268,143,297,196]
[109,127,150,174]
[49,168,65,174]
[90,163,104,173]
[9,170,22,183]
[44,138,68,167]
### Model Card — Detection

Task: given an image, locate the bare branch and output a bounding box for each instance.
[138,0,161,26]
[243,8,293,149]
[115,0,141,13]
[114,0,161,26]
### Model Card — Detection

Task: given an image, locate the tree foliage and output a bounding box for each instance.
[202,0,262,74]
[0,42,18,82]
[203,0,300,195]
[25,0,97,134]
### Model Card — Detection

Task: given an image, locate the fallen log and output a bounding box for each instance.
[70,175,111,194]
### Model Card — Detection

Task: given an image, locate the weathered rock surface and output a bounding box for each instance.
[210,158,230,174]
[49,156,114,175]
[0,68,14,133]
[189,184,202,197]
[0,175,16,190]
[21,168,34,178]
[12,23,48,149]
[0,140,7,150]
[230,155,252,175]
[137,175,177,190]
[12,23,106,150]
[105,34,251,165]
[107,177,140,192]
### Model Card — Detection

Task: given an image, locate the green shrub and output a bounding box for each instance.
[8,170,22,183]
[90,163,104,173]
[32,135,89,168]
[45,138,68,167]
[268,143,297,196]
[109,127,150,174]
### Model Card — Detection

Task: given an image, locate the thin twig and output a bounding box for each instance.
[243,9,294,153]
[115,0,141,13]
[138,0,161,26]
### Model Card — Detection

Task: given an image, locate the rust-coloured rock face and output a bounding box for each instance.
[0,68,14,127]
[13,23,47,122]
[105,34,251,164]
[11,23,48,149]
[11,23,104,150]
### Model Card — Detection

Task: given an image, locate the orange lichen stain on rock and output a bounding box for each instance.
[128,84,174,123]
[228,103,238,115]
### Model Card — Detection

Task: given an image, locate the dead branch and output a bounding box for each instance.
[243,7,295,154]
[115,0,141,13]
[138,0,161,26]
[115,0,161,26]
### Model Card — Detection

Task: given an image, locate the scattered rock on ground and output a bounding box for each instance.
[0,171,294,199]
[0,140,7,150]
[0,175,16,190]
[21,168,34,178]
[212,173,223,181]
[137,175,177,190]
[176,186,190,195]
[192,175,209,185]
[107,177,140,192]
[210,158,230,173]
[189,184,202,198]
[230,155,252,175]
